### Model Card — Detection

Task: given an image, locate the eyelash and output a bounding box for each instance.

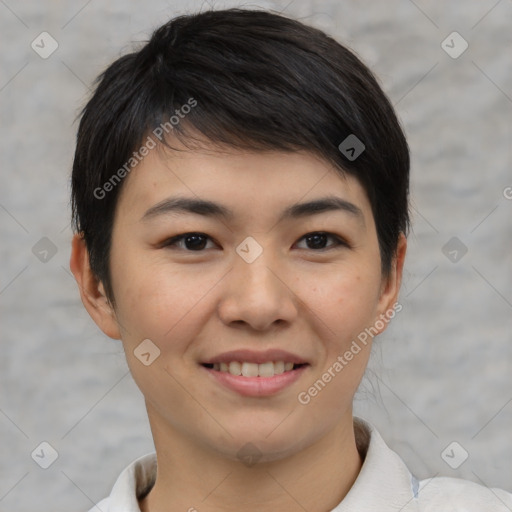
[161,231,349,252]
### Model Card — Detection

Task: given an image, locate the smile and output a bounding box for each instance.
[201,362,309,397]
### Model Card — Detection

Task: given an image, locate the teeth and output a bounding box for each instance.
[274,361,285,375]
[209,361,301,377]
[258,361,274,377]
[229,361,242,376]
[241,362,259,377]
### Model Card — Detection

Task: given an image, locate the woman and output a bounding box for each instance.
[69,8,512,511]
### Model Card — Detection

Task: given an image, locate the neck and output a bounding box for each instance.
[140,408,362,512]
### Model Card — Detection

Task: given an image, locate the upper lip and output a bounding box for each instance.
[201,349,309,365]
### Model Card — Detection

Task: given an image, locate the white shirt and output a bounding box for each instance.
[90,418,512,511]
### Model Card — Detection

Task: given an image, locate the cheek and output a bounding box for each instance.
[305,267,381,336]
[111,250,219,352]
[293,272,377,416]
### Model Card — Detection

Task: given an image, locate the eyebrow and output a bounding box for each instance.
[141,195,365,226]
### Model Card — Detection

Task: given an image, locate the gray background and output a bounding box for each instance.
[1,0,511,510]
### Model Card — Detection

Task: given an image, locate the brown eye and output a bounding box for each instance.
[162,232,216,251]
[295,232,347,250]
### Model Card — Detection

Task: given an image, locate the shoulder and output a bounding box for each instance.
[352,418,512,511]
[417,474,512,511]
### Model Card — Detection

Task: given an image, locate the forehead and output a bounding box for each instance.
[115,142,373,226]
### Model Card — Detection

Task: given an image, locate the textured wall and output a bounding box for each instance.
[0,1,511,510]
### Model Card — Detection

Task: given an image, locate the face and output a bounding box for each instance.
[72,141,405,463]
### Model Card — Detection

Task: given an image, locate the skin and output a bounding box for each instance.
[70,140,406,512]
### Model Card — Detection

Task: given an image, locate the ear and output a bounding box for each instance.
[69,233,121,340]
[374,233,407,331]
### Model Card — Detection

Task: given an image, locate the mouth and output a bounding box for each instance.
[200,348,311,398]
[199,349,310,397]
[201,361,309,378]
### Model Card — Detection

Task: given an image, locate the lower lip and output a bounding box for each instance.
[201,365,309,397]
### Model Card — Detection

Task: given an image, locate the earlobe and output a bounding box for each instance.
[69,234,121,340]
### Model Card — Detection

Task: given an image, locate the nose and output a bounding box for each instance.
[217,253,298,332]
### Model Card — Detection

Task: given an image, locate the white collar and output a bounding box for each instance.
[333,418,419,511]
